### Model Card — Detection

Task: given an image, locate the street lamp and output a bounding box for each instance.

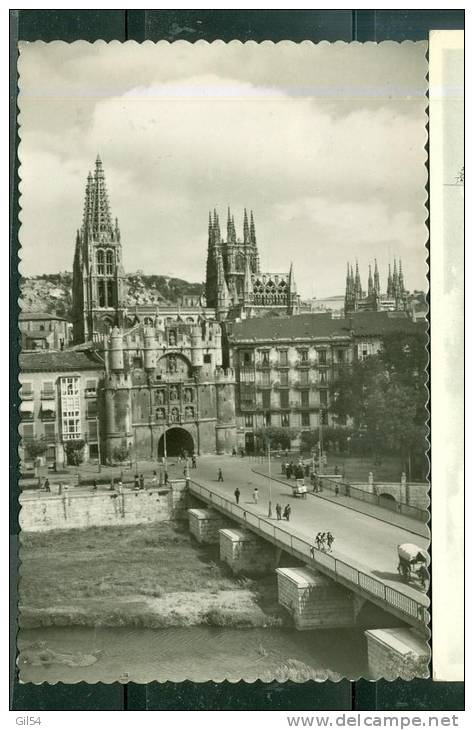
[266,439,273,518]
[96,415,102,473]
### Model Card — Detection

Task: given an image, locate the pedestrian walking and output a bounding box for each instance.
[304,463,310,477]
[334,465,339,475]
[275,503,282,520]
[335,484,339,497]
[234,487,240,504]
[417,563,430,590]
[44,478,51,493]
[217,468,224,482]
[139,474,145,490]
[151,470,158,485]
[283,504,291,521]
[318,477,323,493]
[285,464,291,480]
[134,474,140,490]
[58,482,63,496]
[327,532,334,551]
[253,487,259,504]
[191,454,197,468]
[281,462,286,475]
[315,532,321,550]
[117,480,123,494]
[91,479,97,492]
[320,532,327,551]
[164,470,169,486]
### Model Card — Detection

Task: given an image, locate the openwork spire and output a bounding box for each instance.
[243,208,250,243]
[367,264,374,296]
[398,258,405,293]
[250,210,256,245]
[91,155,113,237]
[374,258,380,295]
[354,260,362,299]
[82,171,94,231]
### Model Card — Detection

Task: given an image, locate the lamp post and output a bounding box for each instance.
[96,415,101,473]
[267,440,273,518]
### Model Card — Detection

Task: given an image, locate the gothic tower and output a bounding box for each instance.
[72,156,126,343]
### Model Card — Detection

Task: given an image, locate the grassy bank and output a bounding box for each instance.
[19,522,288,629]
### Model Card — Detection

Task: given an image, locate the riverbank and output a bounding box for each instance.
[19,522,289,630]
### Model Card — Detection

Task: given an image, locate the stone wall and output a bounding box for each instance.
[365,628,430,680]
[188,508,230,544]
[219,528,275,575]
[19,480,189,533]
[276,567,356,630]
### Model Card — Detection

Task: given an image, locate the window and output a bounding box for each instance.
[320,390,328,407]
[280,390,289,409]
[319,370,327,385]
[301,390,309,408]
[85,379,97,396]
[300,370,309,386]
[240,383,255,407]
[42,381,55,395]
[87,420,98,440]
[260,350,270,366]
[98,280,106,307]
[337,349,345,363]
[280,371,289,387]
[299,349,309,363]
[261,371,270,387]
[321,409,329,425]
[281,413,290,427]
[97,249,105,275]
[241,351,252,365]
[106,280,114,306]
[318,349,327,365]
[240,369,255,383]
[262,390,271,410]
[244,414,253,428]
[86,400,97,418]
[60,376,81,440]
[301,412,310,427]
[105,249,114,275]
[279,350,288,366]
[22,424,34,440]
[203,354,212,364]
[44,422,56,440]
[21,382,33,398]
[265,412,271,426]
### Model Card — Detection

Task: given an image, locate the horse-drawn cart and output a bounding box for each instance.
[292,479,307,499]
[397,543,430,588]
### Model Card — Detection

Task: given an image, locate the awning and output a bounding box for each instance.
[41,400,56,413]
[20,401,34,414]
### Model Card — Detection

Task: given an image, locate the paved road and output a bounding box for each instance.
[190,455,430,607]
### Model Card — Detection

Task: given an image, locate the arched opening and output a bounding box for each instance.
[158,427,194,458]
[378,492,398,513]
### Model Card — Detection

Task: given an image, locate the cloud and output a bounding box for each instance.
[18,42,428,297]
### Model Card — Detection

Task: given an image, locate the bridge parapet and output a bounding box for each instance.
[189,480,430,632]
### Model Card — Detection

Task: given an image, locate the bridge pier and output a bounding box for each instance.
[188,508,230,544]
[276,567,356,630]
[365,628,429,680]
[219,528,276,575]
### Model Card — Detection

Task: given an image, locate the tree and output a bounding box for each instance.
[255,426,298,451]
[112,444,130,463]
[25,438,47,460]
[64,439,85,466]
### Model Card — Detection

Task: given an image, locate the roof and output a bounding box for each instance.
[19,312,69,322]
[228,312,424,343]
[19,349,104,373]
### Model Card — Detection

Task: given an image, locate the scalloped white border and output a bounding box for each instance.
[15,38,430,685]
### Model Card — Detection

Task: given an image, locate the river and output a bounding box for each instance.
[18,625,368,683]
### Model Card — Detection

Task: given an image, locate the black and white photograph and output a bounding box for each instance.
[16,39,433,684]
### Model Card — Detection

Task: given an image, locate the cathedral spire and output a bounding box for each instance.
[92,154,113,237]
[374,258,380,295]
[82,171,94,233]
[354,260,362,299]
[250,210,256,245]
[393,258,400,297]
[367,263,374,296]
[387,263,393,297]
[243,208,250,244]
[227,206,233,243]
[398,258,405,293]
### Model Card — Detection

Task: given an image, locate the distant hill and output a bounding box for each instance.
[19,272,204,319]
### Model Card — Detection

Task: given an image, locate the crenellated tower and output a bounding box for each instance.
[72,155,126,343]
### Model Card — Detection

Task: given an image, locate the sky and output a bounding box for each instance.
[18,40,428,298]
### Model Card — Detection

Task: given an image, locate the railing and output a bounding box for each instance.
[319,476,428,523]
[189,480,429,629]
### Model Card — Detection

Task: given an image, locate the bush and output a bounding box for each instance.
[64,439,85,466]
[113,444,130,463]
[25,438,48,460]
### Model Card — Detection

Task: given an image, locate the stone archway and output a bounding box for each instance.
[158,427,194,458]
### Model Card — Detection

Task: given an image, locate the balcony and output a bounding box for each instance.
[255,362,271,370]
[20,390,34,400]
[40,389,56,400]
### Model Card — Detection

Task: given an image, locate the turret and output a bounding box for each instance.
[374,259,380,295]
[143,326,157,372]
[109,327,124,371]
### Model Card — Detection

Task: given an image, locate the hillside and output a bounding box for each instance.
[19,272,204,319]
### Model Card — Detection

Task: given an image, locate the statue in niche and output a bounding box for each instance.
[168,355,177,373]
[185,406,194,420]
[155,389,165,405]
[168,330,177,346]
[184,388,193,403]
[169,385,179,401]
[170,407,180,423]
[156,408,165,422]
